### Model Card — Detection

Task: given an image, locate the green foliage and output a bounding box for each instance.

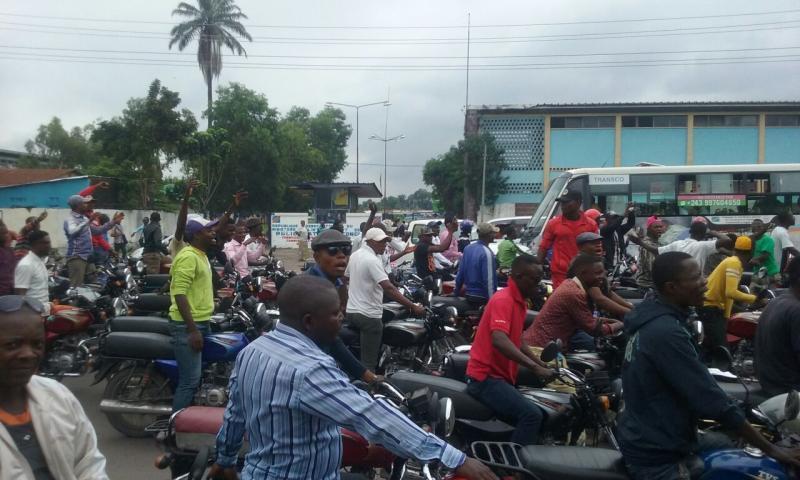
[423,133,506,217]
[21,117,98,169]
[360,189,434,211]
[169,0,252,128]
[178,128,231,212]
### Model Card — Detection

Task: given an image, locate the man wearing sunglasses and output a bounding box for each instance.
[304,229,380,384]
[0,295,108,479]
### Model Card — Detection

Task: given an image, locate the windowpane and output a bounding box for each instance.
[631,174,677,215]
[653,116,670,127]
[565,117,582,128]
[551,117,565,128]
[709,115,725,127]
[766,114,800,127]
[597,116,615,128]
[581,117,599,128]
[670,116,687,127]
[637,116,653,127]
[772,172,800,193]
[622,116,636,127]
[694,115,708,127]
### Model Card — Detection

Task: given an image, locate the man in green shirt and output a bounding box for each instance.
[750,218,780,292]
[169,217,218,411]
[497,225,521,269]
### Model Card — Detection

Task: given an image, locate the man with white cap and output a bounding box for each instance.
[63,195,123,287]
[169,217,219,411]
[346,228,425,369]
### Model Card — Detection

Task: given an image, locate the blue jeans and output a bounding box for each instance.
[570,330,596,352]
[169,321,208,411]
[467,377,544,445]
[626,463,689,480]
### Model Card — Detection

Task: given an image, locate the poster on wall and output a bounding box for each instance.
[333,188,349,207]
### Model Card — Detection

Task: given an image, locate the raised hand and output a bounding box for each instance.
[233,190,249,208]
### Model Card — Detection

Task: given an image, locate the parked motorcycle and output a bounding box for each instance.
[94,301,270,437]
[153,381,454,479]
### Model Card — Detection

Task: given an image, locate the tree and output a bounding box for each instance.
[423,133,505,218]
[21,117,98,169]
[169,0,252,129]
[179,128,231,212]
[92,79,198,208]
[282,106,352,183]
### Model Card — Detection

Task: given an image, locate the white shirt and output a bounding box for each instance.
[772,226,794,268]
[14,251,50,315]
[296,226,309,242]
[431,235,452,269]
[345,244,389,318]
[658,238,718,273]
[382,238,408,274]
[0,376,108,480]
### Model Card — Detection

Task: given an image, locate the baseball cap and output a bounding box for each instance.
[311,229,351,249]
[67,195,92,208]
[184,217,219,241]
[576,232,603,245]
[363,227,390,242]
[477,223,500,235]
[734,236,752,251]
[646,215,664,229]
[584,208,602,222]
[557,190,582,203]
[427,220,442,229]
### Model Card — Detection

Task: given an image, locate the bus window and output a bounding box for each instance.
[772,172,800,193]
[632,174,677,216]
[748,195,788,215]
[527,174,569,236]
[588,181,628,214]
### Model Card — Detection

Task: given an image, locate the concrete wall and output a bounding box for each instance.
[550,129,616,169]
[1,208,179,252]
[765,128,800,163]
[269,212,386,248]
[621,129,687,166]
[693,127,758,165]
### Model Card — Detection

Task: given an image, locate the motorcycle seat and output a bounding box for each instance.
[717,380,769,406]
[102,331,175,359]
[444,352,543,387]
[131,293,171,313]
[389,371,494,421]
[108,316,171,336]
[431,296,472,315]
[518,445,628,480]
[174,406,224,435]
[143,274,170,287]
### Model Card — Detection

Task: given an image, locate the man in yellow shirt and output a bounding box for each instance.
[169,217,218,411]
[700,236,757,355]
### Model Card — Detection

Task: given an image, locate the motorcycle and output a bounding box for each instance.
[388,341,622,450]
[94,301,271,438]
[450,389,800,480]
[727,287,776,378]
[40,286,126,378]
[153,381,455,479]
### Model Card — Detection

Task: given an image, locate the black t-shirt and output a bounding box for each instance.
[4,421,55,479]
[755,293,800,395]
[414,242,436,277]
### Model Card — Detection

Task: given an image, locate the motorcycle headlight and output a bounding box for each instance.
[276,260,284,271]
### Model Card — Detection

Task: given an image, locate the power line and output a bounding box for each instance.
[1,18,799,44]
[0,8,799,29]
[2,52,799,71]
[2,43,800,60]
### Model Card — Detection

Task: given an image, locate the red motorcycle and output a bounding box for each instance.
[153,382,453,479]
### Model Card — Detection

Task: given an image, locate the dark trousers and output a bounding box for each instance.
[467,377,544,445]
[626,431,733,480]
[569,330,596,352]
[698,306,727,354]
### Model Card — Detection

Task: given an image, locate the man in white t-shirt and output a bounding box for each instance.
[633,220,727,274]
[345,228,425,369]
[772,212,800,274]
[13,230,52,315]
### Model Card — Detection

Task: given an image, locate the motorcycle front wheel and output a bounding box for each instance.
[103,365,173,438]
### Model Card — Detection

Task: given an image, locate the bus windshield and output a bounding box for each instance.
[527,174,569,236]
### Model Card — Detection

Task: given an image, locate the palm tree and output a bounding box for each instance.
[169,0,252,129]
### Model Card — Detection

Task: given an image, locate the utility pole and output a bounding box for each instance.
[326,99,388,182]
[463,13,476,219]
[480,142,487,223]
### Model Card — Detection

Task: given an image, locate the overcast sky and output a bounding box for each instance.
[1,0,799,196]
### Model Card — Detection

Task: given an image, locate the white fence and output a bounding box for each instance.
[0,207,179,252]
[269,212,383,248]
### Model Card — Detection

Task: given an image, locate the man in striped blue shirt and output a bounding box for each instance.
[212,275,495,480]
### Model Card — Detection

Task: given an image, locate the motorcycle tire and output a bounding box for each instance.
[103,365,173,438]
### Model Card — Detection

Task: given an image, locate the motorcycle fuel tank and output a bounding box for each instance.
[382,320,426,347]
[202,333,249,362]
[48,304,93,334]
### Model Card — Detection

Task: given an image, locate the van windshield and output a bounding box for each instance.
[527,174,569,236]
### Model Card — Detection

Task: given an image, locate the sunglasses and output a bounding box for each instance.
[322,245,352,256]
[0,295,45,314]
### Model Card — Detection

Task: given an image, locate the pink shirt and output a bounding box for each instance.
[223,239,249,278]
[438,230,462,262]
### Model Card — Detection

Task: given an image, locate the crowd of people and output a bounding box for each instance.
[4,182,800,479]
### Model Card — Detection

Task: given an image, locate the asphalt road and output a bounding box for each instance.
[64,375,170,480]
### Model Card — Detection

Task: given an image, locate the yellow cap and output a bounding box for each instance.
[734,236,752,251]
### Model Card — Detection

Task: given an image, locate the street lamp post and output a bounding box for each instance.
[369,133,405,213]
[325,99,388,183]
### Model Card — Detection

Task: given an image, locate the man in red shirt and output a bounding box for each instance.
[537,190,598,289]
[466,255,554,445]
[525,254,623,350]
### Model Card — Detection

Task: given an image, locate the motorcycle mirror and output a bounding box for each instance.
[438,397,455,438]
[710,346,734,372]
[691,320,705,346]
[785,390,800,421]
[426,290,433,307]
[136,260,145,274]
[540,341,560,363]
[435,278,443,294]
[739,284,751,295]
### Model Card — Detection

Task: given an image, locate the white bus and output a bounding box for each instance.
[524,164,800,249]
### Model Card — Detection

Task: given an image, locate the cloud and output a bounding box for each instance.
[1,0,798,197]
